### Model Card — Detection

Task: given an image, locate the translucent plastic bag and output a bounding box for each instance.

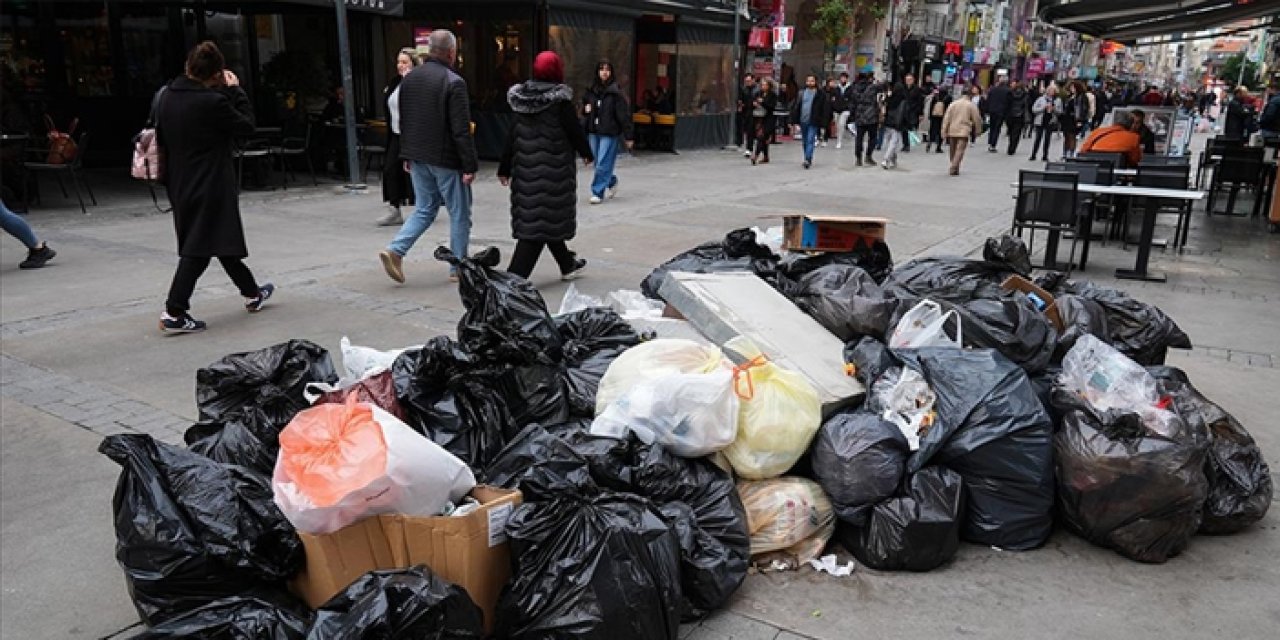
[339,336,414,382]
[738,477,835,566]
[595,339,726,411]
[869,367,937,451]
[1059,335,1177,438]
[591,366,739,457]
[722,338,822,480]
[272,399,476,534]
[889,299,963,349]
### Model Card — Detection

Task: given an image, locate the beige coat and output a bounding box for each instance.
[941,97,984,139]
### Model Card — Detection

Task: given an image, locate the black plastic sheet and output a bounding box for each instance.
[811,409,909,526]
[836,466,964,572]
[790,265,900,342]
[641,229,779,300]
[131,589,311,639]
[196,339,338,430]
[100,434,303,624]
[308,566,485,639]
[777,239,894,284]
[1037,273,1191,365]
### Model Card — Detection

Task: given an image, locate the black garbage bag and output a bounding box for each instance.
[836,466,965,572]
[392,338,516,470]
[557,307,643,416]
[789,265,901,342]
[886,259,1058,372]
[495,361,573,430]
[982,234,1032,277]
[843,336,901,389]
[777,239,894,284]
[100,434,303,624]
[1053,294,1110,361]
[641,228,779,300]
[1036,273,1191,365]
[308,566,485,639]
[902,348,1055,550]
[131,589,311,639]
[195,339,338,427]
[1050,388,1209,563]
[184,410,277,478]
[436,246,563,363]
[1149,367,1272,534]
[811,409,910,526]
[497,491,684,640]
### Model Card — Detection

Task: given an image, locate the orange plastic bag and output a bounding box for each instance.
[279,402,387,508]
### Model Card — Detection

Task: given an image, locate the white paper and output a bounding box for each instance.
[808,554,855,577]
[488,502,513,547]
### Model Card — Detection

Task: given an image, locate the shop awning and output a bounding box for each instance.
[1039,0,1279,43]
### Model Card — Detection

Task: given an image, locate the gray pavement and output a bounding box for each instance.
[2,131,1277,639]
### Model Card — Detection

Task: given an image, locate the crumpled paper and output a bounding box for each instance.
[807,554,855,577]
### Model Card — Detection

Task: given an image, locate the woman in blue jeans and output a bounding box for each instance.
[581,60,633,204]
[1,200,56,269]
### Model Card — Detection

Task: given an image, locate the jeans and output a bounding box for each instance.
[1006,120,1025,154]
[987,115,1005,148]
[1031,126,1054,159]
[856,124,878,160]
[0,200,37,249]
[389,161,472,264]
[833,111,851,147]
[589,134,621,198]
[166,256,259,316]
[801,123,821,162]
[882,128,903,165]
[507,239,577,279]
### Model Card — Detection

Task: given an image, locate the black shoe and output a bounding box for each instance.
[803,160,811,169]
[856,158,864,166]
[160,313,207,334]
[19,244,55,269]
[561,258,587,281]
[245,282,275,313]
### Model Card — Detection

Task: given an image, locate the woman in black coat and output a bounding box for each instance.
[750,77,779,164]
[375,47,419,227]
[499,51,593,280]
[156,41,271,333]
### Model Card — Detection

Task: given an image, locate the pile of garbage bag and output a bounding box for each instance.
[308,566,485,639]
[1037,272,1192,365]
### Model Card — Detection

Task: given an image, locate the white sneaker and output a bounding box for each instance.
[836,142,842,149]
[606,185,617,200]
[820,141,828,148]
[743,150,752,157]
[589,195,602,204]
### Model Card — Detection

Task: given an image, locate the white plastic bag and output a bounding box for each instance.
[869,367,937,451]
[339,336,415,382]
[591,365,739,457]
[607,289,666,320]
[721,338,822,480]
[595,339,726,411]
[1059,334,1178,437]
[272,400,476,534]
[751,226,785,255]
[889,300,963,349]
[738,477,835,564]
[556,283,604,316]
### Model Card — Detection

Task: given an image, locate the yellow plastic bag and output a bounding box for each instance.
[722,338,822,479]
[738,477,835,565]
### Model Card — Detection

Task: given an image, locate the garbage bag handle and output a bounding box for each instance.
[733,355,769,400]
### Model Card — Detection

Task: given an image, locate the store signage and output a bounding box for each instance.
[963,50,974,64]
[1027,58,1045,76]
[773,26,794,51]
[749,28,772,49]
[924,42,939,61]
[294,0,405,16]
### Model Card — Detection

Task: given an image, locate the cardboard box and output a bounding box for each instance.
[781,215,888,252]
[291,486,521,633]
[1001,275,1063,332]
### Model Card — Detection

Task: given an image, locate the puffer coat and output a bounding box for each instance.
[498,81,593,242]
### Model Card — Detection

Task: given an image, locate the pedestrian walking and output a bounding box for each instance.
[852,73,882,166]
[1,199,55,269]
[1029,87,1060,161]
[901,73,924,153]
[985,76,1010,152]
[749,77,779,165]
[375,48,420,227]
[831,72,854,149]
[1060,81,1089,159]
[942,84,984,176]
[926,85,950,153]
[790,75,831,169]
[497,51,592,282]
[738,73,758,156]
[880,80,907,169]
[1005,79,1029,155]
[155,41,273,334]
[380,30,477,285]
[582,60,634,204]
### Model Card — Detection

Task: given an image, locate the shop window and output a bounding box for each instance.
[119,2,174,97]
[57,1,113,97]
[676,43,732,116]
[0,0,45,101]
[204,11,252,89]
[549,24,634,107]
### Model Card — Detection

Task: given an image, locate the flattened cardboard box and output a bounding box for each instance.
[781,214,888,252]
[291,486,521,632]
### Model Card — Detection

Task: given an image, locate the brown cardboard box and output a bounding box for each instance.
[291,486,522,632]
[1001,275,1063,331]
[781,214,888,252]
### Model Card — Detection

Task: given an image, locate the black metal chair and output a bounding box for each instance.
[233,137,273,192]
[358,125,388,182]
[1077,150,1126,169]
[23,131,96,214]
[1207,147,1265,217]
[271,119,317,187]
[1136,164,1193,250]
[1196,136,1243,189]
[1137,155,1190,166]
[1013,170,1085,274]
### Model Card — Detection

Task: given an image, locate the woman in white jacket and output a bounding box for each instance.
[1028,85,1062,162]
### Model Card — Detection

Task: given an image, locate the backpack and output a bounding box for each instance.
[44,115,79,164]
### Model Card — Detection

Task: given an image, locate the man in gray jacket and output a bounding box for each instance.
[380,30,477,284]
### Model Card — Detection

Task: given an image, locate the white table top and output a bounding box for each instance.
[1011,181,1205,200]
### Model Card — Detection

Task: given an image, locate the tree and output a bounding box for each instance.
[809,0,888,76]
[1220,53,1260,90]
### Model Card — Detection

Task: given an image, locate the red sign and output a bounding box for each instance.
[944,41,963,57]
[1026,58,1045,76]
[773,26,794,51]
[748,28,771,49]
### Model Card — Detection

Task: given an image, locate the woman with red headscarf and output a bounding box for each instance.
[498,51,594,281]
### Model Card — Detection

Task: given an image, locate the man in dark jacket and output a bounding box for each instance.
[1223,86,1256,139]
[1259,81,1280,138]
[985,77,1011,152]
[901,73,925,152]
[380,29,477,284]
[1004,79,1029,156]
[852,73,883,166]
[738,73,758,156]
[831,71,854,149]
[790,74,832,169]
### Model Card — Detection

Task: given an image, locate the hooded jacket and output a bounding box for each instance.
[583,81,633,140]
[499,81,593,242]
[1007,86,1029,122]
[853,81,884,126]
